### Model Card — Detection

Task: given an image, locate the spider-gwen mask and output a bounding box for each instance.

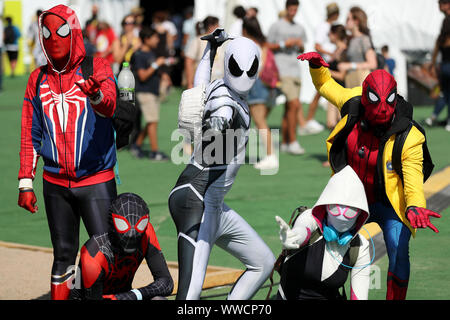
[326,204,361,233]
[41,13,71,70]
[223,37,260,96]
[361,69,397,126]
[109,193,150,254]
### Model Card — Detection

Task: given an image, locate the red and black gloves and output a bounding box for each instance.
[18,189,38,213]
[406,206,441,233]
[75,75,106,98]
[297,52,330,68]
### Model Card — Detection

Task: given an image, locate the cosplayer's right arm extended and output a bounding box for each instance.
[298,52,362,111]
[276,209,317,250]
[18,73,43,213]
[349,238,371,300]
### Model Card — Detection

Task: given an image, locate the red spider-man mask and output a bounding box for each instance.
[361,69,397,126]
[41,13,71,70]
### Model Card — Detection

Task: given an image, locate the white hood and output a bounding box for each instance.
[311,166,370,237]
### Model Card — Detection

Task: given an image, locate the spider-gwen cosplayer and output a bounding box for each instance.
[298,52,441,300]
[276,166,371,300]
[168,30,275,300]
[74,193,173,300]
[17,5,117,299]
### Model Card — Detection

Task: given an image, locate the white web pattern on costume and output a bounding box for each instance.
[93,233,114,261]
[39,82,88,168]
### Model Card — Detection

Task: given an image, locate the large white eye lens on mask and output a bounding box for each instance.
[387,92,396,104]
[42,26,51,39]
[135,216,149,233]
[327,204,360,219]
[112,214,131,233]
[56,23,70,37]
[368,91,379,103]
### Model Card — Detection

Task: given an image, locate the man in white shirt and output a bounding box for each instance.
[299,2,340,136]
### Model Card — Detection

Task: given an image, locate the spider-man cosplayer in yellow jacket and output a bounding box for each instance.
[298,52,441,300]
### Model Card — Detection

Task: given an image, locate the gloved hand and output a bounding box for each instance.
[406,206,441,233]
[203,116,230,132]
[275,216,309,250]
[75,75,107,97]
[297,52,330,68]
[200,28,230,48]
[18,189,38,213]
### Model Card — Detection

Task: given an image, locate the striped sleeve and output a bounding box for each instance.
[18,71,43,185]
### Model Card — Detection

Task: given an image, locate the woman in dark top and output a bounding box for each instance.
[431,14,450,131]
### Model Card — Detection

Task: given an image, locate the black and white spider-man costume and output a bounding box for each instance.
[168,30,275,300]
[75,193,173,300]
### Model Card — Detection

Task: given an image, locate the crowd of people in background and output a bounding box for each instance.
[2,0,449,161]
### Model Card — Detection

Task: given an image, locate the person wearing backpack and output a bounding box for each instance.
[4,16,21,77]
[298,52,441,300]
[17,5,118,300]
[275,166,371,300]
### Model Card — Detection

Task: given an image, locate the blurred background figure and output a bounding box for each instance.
[229,5,246,38]
[85,4,99,46]
[181,6,196,58]
[95,21,117,67]
[4,16,21,77]
[243,16,280,172]
[298,3,341,137]
[246,7,259,19]
[338,6,377,87]
[430,13,450,131]
[267,0,307,155]
[130,27,169,161]
[27,10,46,70]
[112,14,142,74]
[184,16,224,89]
[152,10,177,102]
[382,45,396,76]
[427,0,450,131]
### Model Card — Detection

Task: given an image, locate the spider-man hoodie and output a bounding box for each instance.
[18,5,116,189]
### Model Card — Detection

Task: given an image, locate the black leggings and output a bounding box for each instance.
[43,179,117,278]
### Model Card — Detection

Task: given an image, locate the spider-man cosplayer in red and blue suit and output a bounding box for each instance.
[18,5,118,299]
[74,193,174,300]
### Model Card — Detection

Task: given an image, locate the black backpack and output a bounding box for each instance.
[4,25,15,44]
[35,56,138,149]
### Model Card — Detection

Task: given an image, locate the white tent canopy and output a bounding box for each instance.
[194,0,444,102]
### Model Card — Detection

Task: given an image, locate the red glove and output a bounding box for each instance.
[297,52,330,68]
[75,75,107,97]
[406,206,441,233]
[18,189,38,213]
[102,294,118,300]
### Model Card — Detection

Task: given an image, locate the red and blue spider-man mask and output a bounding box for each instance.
[361,69,398,126]
[109,193,150,254]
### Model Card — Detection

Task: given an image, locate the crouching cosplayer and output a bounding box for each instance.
[275,166,372,300]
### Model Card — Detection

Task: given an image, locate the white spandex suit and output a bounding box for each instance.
[169,34,275,300]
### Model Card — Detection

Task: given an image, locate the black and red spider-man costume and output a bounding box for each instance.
[298,52,441,300]
[75,193,173,300]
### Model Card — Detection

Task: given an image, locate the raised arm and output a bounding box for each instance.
[298,52,362,111]
[194,28,229,87]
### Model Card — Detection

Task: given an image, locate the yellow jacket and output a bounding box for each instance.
[310,66,426,236]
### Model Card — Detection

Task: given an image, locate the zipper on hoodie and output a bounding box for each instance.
[59,73,71,188]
